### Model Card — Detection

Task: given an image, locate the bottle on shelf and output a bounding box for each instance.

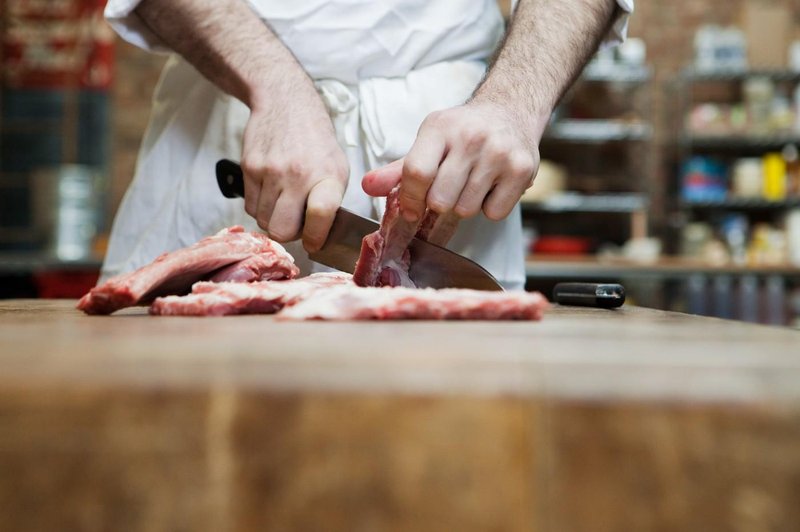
[762,153,787,200]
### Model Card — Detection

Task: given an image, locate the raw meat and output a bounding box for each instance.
[150,272,353,316]
[77,226,299,315]
[353,186,419,288]
[353,186,459,288]
[277,285,549,321]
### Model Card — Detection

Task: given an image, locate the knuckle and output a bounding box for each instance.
[483,202,510,222]
[403,160,434,185]
[423,110,444,128]
[427,195,451,214]
[240,158,261,178]
[460,126,487,148]
[307,197,338,218]
[509,152,536,177]
[286,160,309,177]
[269,224,296,243]
[454,202,479,219]
[484,139,509,161]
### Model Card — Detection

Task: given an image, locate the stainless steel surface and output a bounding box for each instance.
[408,239,504,291]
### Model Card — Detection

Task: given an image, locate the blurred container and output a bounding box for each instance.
[32,165,102,261]
[720,214,749,265]
[790,41,800,72]
[782,144,800,194]
[712,275,734,319]
[770,92,794,132]
[681,157,727,202]
[762,153,787,200]
[617,38,646,66]
[681,222,713,258]
[694,25,747,71]
[532,236,591,255]
[732,158,763,198]
[765,275,787,326]
[788,209,800,266]
[738,275,760,323]
[744,77,775,133]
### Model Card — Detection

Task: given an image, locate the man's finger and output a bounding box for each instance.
[482,176,530,221]
[362,158,403,197]
[453,161,498,219]
[243,174,261,218]
[254,181,279,232]
[267,191,304,242]
[426,147,473,214]
[400,127,446,222]
[303,179,346,252]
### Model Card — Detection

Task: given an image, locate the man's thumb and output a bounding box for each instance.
[362,158,404,197]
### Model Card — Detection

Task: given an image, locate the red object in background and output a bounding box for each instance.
[33,270,99,299]
[2,0,114,89]
[532,236,592,255]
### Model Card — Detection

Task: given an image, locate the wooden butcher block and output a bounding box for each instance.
[1,299,799,532]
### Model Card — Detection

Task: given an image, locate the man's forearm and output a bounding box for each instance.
[135,0,323,112]
[134,0,349,250]
[473,0,618,139]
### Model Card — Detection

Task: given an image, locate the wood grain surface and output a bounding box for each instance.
[0,300,799,531]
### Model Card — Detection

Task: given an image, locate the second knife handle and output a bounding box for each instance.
[216,159,245,198]
[553,282,626,308]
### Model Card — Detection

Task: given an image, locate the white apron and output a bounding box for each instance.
[103,0,633,290]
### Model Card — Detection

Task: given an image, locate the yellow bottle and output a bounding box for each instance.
[762,153,787,201]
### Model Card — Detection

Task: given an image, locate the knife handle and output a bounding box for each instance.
[216,159,245,198]
[553,282,625,308]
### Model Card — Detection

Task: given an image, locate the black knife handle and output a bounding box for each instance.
[553,282,625,308]
[216,159,245,198]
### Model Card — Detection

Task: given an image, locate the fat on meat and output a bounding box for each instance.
[150,272,353,316]
[77,226,299,315]
[276,285,549,321]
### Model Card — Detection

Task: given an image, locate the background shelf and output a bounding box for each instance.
[521,193,648,213]
[680,197,800,210]
[545,120,652,143]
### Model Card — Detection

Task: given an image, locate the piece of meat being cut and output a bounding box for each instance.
[150,272,353,316]
[277,285,549,321]
[353,186,460,288]
[77,226,299,315]
[353,186,418,288]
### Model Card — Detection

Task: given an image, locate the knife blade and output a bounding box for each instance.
[215,159,504,291]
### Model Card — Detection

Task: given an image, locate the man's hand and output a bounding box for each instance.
[136,0,348,251]
[363,0,617,224]
[363,101,540,222]
[241,92,348,251]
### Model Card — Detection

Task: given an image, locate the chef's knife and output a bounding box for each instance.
[215,159,504,291]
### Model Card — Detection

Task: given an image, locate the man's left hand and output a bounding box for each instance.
[362,101,541,222]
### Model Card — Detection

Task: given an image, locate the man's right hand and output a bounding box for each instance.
[241,95,349,252]
[135,0,349,253]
